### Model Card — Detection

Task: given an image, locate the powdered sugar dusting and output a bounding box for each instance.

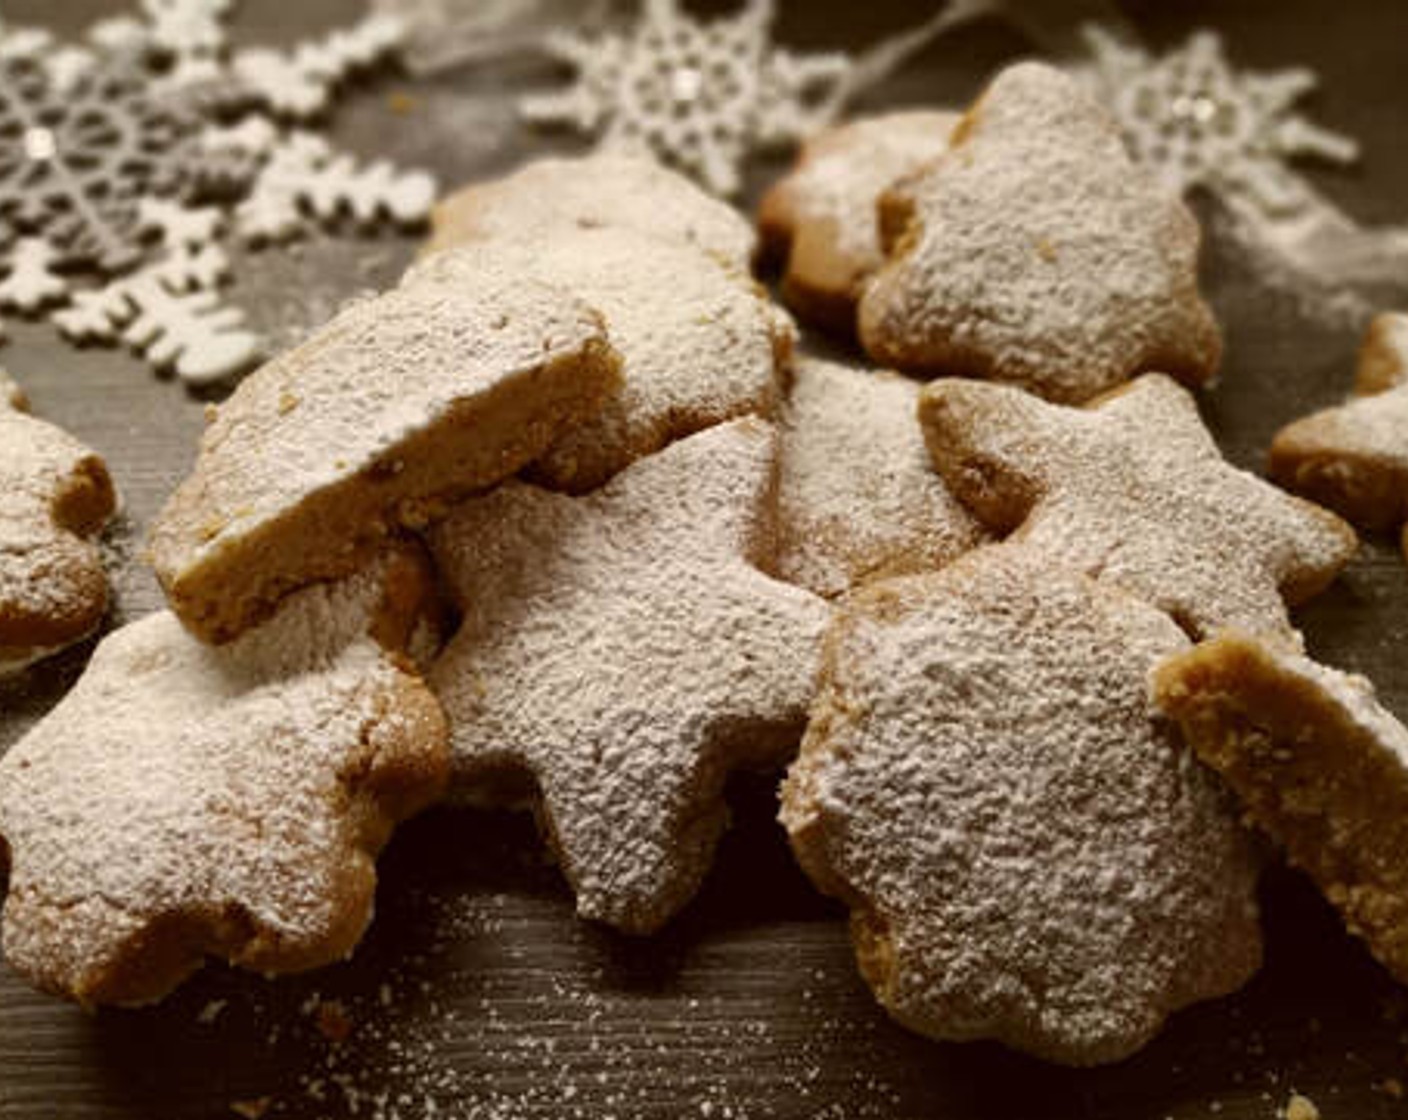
[429,419,829,934]
[782,545,1263,1065]
[0,555,447,1005]
[776,356,986,598]
[858,62,1221,404]
[425,153,756,269]
[413,226,789,493]
[761,109,957,278]
[921,374,1358,639]
[150,247,611,570]
[0,383,116,674]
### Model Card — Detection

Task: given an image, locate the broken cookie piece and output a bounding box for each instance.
[149,248,621,644]
[1154,630,1408,985]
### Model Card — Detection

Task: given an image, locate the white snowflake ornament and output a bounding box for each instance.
[1081,26,1358,220]
[521,0,850,196]
[236,132,436,244]
[231,14,406,120]
[0,3,433,385]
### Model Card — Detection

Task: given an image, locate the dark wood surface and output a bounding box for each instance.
[3,2,1408,1117]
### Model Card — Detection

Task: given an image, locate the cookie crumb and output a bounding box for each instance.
[229,1098,271,1119]
[1283,1092,1320,1120]
[198,999,227,1025]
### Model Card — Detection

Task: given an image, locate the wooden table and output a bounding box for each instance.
[3,2,1408,1117]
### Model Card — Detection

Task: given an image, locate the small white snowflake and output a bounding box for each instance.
[521,0,850,196]
[1081,25,1359,219]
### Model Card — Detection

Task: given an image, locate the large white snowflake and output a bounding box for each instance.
[1080,26,1358,220]
[0,2,436,385]
[521,0,851,196]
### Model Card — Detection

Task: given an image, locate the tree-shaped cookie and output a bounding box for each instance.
[858,62,1222,403]
[413,227,792,494]
[776,356,986,598]
[919,374,1357,639]
[1271,311,1408,559]
[1,370,118,674]
[783,546,1263,1065]
[0,546,448,1006]
[429,419,829,933]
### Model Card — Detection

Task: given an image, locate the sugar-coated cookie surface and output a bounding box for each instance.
[1270,312,1408,557]
[414,227,791,493]
[858,63,1221,403]
[0,373,118,674]
[782,546,1263,1065]
[920,374,1357,639]
[776,356,986,598]
[757,111,958,332]
[0,547,448,1007]
[1154,631,1408,985]
[149,248,622,644]
[425,154,755,268]
[429,419,829,934]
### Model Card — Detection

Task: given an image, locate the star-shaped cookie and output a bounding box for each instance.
[428,418,829,933]
[858,62,1222,403]
[776,356,986,598]
[413,227,792,494]
[424,154,756,269]
[1270,311,1408,558]
[919,374,1357,639]
[0,546,448,1006]
[1,372,118,674]
[783,545,1263,1065]
[757,110,958,333]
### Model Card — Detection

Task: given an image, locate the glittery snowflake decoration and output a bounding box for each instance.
[521,0,851,196]
[1080,26,1358,221]
[0,3,436,385]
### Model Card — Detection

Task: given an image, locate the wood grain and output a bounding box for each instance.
[4,2,1408,1118]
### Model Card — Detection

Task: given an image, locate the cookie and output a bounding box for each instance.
[1270,312,1408,555]
[425,153,755,269]
[1154,631,1408,984]
[1,372,118,674]
[0,545,448,1007]
[428,419,829,934]
[858,62,1222,403]
[756,110,958,333]
[776,356,986,598]
[413,226,792,493]
[919,374,1358,639]
[781,545,1262,1065]
[149,247,622,644]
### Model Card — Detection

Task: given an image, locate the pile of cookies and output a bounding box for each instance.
[3,59,1408,1070]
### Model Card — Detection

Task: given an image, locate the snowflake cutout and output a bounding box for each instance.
[521,0,850,196]
[1080,26,1358,220]
[0,4,434,385]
